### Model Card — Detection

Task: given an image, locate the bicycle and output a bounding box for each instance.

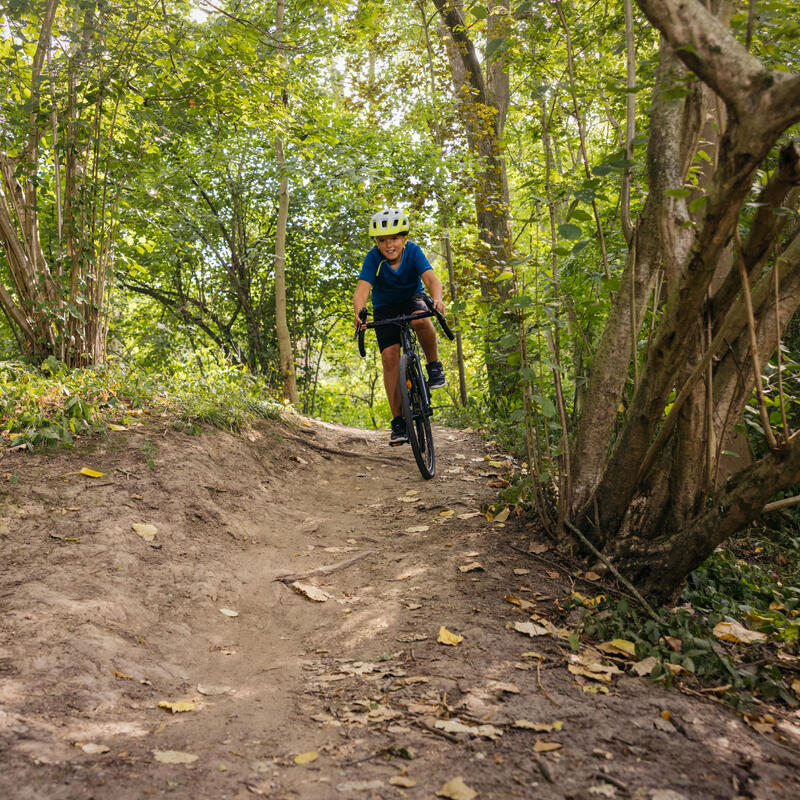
[356,295,454,480]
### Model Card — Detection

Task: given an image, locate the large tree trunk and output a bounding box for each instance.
[560,0,800,602]
[433,0,515,398]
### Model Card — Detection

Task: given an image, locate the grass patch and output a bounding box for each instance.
[1,354,281,451]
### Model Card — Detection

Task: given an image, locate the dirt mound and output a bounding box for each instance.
[1,415,798,799]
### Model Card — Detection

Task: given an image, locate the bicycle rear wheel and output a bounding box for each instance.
[399,353,435,479]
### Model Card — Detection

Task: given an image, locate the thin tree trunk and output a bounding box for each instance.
[273,0,298,403]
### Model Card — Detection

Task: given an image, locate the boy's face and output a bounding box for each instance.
[375,233,407,265]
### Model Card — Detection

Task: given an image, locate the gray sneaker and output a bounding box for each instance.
[426,360,446,389]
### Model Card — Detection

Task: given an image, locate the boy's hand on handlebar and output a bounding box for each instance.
[432,297,445,315]
[354,307,368,332]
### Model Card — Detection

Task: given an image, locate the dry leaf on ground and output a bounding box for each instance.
[435,719,502,740]
[438,626,463,646]
[293,751,318,765]
[158,700,196,713]
[712,620,768,644]
[132,522,157,541]
[197,684,233,696]
[389,776,417,788]
[80,467,104,478]
[459,562,483,573]
[598,639,636,658]
[436,776,478,800]
[533,739,562,752]
[513,719,563,732]
[291,581,329,602]
[78,743,110,754]
[219,607,239,617]
[513,620,550,637]
[152,750,199,764]
[487,680,519,694]
[631,656,658,676]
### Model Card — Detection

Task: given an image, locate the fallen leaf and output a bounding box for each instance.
[569,664,614,683]
[487,681,519,694]
[493,507,510,523]
[219,607,239,617]
[435,719,502,740]
[598,639,637,658]
[400,496,420,503]
[514,568,530,575]
[80,467,104,478]
[438,626,463,646]
[107,423,127,431]
[293,751,318,765]
[546,570,560,579]
[528,542,549,554]
[79,743,110,754]
[533,739,562,752]
[197,685,233,696]
[664,662,689,676]
[438,510,455,518]
[588,783,616,797]
[405,525,430,533]
[513,719,564,732]
[436,777,478,800]
[631,656,658,676]
[114,670,133,680]
[584,571,601,581]
[712,621,768,644]
[291,582,329,602]
[792,678,800,698]
[457,512,481,520]
[459,562,484,573]
[582,684,609,694]
[338,780,385,793]
[132,522,157,541]
[158,701,196,713]
[505,595,535,611]
[389,775,417,788]
[513,620,550,637]
[153,750,199,764]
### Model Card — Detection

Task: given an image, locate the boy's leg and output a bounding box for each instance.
[412,318,446,389]
[412,317,438,362]
[381,344,402,418]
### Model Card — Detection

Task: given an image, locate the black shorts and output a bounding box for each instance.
[373,293,429,352]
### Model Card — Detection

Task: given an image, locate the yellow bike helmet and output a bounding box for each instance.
[369,208,410,237]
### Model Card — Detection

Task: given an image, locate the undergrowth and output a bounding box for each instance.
[576,526,800,709]
[1,355,281,450]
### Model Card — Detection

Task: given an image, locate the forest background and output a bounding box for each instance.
[2,0,800,704]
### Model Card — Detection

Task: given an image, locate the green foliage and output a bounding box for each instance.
[0,353,281,451]
[579,531,800,708]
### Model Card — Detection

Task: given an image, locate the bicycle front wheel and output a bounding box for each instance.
[399,353,435,479]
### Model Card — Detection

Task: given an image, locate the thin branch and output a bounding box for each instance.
[735,229,779,451]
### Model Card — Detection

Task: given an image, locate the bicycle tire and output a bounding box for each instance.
[399,353,435,479]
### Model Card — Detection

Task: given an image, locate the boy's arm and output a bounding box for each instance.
[353,279,372,330]
[421,269,445,315]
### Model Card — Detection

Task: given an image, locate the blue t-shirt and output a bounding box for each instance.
[358,240,432,308]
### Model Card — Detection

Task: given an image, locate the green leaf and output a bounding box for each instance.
[689,196,708,213]
[558,223,583,241]
[485,38,506,60]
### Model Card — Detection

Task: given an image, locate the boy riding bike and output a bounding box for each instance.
[353,209,446,445]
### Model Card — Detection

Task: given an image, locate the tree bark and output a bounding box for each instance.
[273,0,299,403]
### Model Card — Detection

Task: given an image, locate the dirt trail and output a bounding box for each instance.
[1,414,798,800]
